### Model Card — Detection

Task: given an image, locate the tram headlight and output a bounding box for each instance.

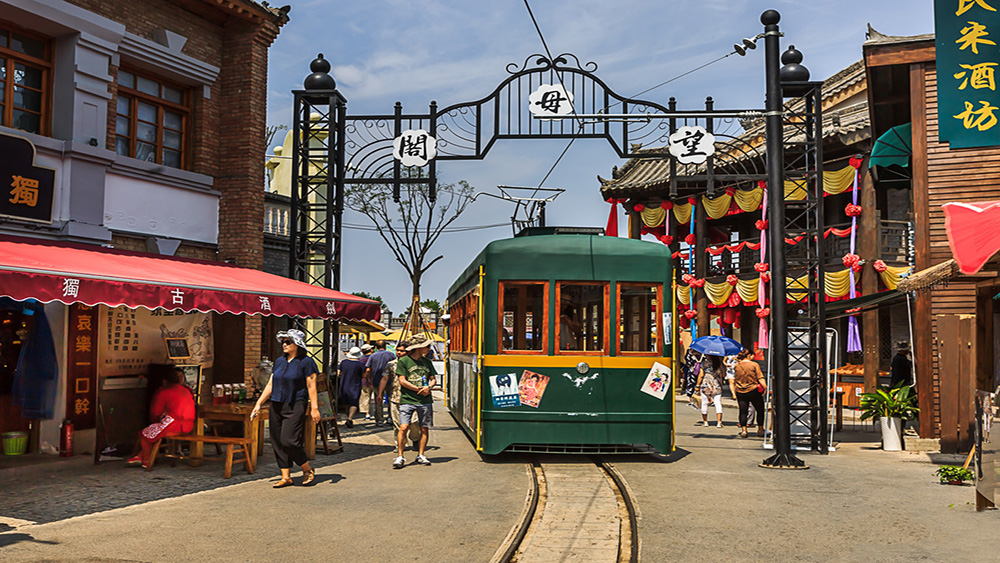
[576,362,589,374]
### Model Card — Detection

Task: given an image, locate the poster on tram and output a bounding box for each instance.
[519,370,549,408]
[640,362,671,400]
[489,373,521,408]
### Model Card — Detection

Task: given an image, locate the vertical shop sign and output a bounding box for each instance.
[936,0,1000,148]
[67,304,98,429]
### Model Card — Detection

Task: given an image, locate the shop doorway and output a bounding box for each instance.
[0,309,31,434]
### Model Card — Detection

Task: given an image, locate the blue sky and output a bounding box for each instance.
[266,0,934,313]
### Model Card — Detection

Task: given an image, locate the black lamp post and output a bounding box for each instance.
[759,9,808,470]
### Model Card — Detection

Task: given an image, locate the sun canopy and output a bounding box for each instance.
[0,235,380,321]
[368,329,446,342]
[869,123,912,168]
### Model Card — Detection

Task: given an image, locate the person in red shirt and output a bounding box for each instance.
[128,367,195,468]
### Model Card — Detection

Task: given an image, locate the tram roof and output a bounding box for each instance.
[448,234,671,298]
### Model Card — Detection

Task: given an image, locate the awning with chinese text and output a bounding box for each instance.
[0,235,380,321]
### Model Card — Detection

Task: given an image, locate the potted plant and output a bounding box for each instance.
[934,465,974,485]
[859,385,919,451]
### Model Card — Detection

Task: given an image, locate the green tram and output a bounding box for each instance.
[445,230,675,455]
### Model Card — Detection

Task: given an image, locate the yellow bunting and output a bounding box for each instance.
[703,280,734,306]
[677,285,691,305]
[701,194,733,219]
[735,279,759,303]
[734,188,764,212]
[824,269,853,298]
[640,207,667,227]
[786,273,810,302]
[823,165,856,195]
[878,265,912,290]
[673,202,693,224]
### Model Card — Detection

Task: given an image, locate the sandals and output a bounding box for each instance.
[302,468,316,486]
[272,477,294,489]
[740,430,749,438]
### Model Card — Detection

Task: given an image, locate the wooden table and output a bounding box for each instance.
[194,403,267,468]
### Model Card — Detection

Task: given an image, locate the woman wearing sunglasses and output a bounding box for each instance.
[251,329,320,488]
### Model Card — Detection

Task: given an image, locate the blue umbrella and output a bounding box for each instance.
[689,335,744,357]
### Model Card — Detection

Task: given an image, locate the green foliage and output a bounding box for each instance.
[858,385,919,421]
[934,465,974,483]
[420,299,441,312]
[351,291,389,312]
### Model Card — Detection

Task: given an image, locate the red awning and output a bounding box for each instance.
[0,235,380,321]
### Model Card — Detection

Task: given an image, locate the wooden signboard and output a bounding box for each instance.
[67,304,98,429]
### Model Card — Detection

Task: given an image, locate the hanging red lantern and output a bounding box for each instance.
[755,219,768,231]
[634,203,645,212]
[756,307,770,318]
[872,259,888,273]
[660,200,673,210]
[754,262,769,273]
[845,203,862,217]
[760,272,771,283]
[726,274,739,286]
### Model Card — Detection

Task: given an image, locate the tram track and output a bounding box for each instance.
[492,456,640,563]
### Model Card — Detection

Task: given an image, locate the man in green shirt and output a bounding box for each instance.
[393,334,436,468]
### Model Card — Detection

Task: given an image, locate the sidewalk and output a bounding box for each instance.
[0,391,529,562]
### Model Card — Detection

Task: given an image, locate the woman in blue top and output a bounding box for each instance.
[251,329,320,488]
[337,346,366,428]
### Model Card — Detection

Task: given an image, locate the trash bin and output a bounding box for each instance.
[2,431,28,455]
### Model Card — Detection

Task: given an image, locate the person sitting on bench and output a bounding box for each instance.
[128,367,195,468]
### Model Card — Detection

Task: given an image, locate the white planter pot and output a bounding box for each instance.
[879,416,903,451]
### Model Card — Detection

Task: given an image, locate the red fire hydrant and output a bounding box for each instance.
[59,418,74,457]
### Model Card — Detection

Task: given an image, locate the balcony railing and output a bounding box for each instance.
[264,194,290,237]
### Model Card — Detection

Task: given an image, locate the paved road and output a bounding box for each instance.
[0,392,528,562]
[611,400,997,562]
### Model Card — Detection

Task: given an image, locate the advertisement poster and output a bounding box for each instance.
[519,370,549,408]
[640,362,671,400]
[489,373,521,408]
[99,306,214,376]
[316,391,335,419]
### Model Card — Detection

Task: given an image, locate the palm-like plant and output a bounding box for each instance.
[859,385,919,421]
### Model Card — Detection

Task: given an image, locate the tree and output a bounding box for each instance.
[351,291,389,312]
[420,299,441,312]
[345,173,475,330]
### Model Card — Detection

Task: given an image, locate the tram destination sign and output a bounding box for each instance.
[0,132,55,223]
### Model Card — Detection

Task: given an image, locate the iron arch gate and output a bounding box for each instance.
[287,9,827,464]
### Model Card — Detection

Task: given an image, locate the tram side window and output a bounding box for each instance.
[501,283,545,352]
[619,284,659,353]
[558,283,605,352]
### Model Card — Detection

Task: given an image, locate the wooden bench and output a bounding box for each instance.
[147,434,254,479]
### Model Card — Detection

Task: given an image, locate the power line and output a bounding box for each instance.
[342,221,508,233]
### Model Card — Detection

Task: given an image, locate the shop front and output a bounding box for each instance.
[0,235,380,459]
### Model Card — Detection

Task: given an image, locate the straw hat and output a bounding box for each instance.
[346,346,362,359]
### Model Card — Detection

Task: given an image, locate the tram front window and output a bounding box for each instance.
[619,284,659,353]
[501,282,545,351]
[559,283,605,352]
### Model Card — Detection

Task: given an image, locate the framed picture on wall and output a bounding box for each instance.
[176,364,202,399]
[164,337,190,360]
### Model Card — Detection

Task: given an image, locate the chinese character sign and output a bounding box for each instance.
[668,126,716,164]
[66,304,98,429]
[0,132,55,223]
[393,129,437,167]
[528,84,575,119]
[936,0,1000,148]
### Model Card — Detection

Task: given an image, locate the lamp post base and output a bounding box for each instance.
[760,453,810,469]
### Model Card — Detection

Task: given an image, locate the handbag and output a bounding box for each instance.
[141,414,175,440]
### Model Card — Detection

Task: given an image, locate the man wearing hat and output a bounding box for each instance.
[359,343,374,420]
[393,334,437,468]
[890,341,912,389]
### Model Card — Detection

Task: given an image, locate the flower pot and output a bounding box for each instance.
[878,416,903,451]
[946,480,965,486]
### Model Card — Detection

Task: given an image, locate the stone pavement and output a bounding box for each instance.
[0,391,529,562]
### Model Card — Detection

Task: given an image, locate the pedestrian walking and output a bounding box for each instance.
[366,340,395,425]
[359,343,374,420]
[250,329,319,488]
[682,347,702,409]
[386,340,422,447]
[337,346,366,428]
[695,355,725,427]
[729,349,767,438]
[393,334,436,468]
